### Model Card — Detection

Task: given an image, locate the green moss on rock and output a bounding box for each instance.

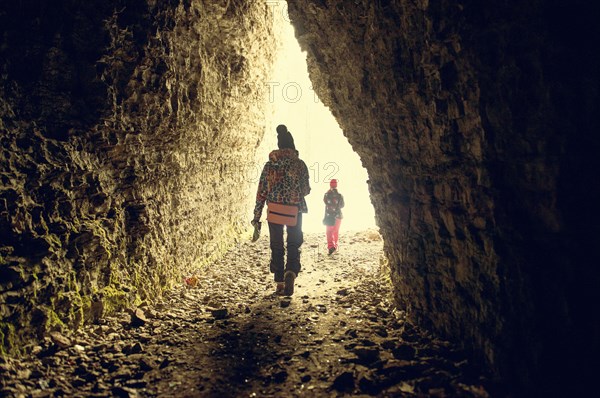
[0,323,18,357]
[0,0,277,356]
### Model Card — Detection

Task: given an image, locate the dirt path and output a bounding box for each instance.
[1,230,493,397]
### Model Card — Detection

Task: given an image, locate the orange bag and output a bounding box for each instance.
[267,202,298,226]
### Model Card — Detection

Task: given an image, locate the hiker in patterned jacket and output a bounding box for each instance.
[323,179,345,255]
[252,125,311,296]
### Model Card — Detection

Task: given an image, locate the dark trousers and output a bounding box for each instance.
[268,213,303,282]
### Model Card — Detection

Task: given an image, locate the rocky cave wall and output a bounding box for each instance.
[0,0,277,354]
[288,0,600,392]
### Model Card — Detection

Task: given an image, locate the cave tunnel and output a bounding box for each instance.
[1,0,599,396]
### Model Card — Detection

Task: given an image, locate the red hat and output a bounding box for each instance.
[329,179,338,188]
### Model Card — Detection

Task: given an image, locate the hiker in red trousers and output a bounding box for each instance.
[323,179,345,255]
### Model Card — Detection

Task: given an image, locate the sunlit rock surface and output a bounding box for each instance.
[288,0,600,392]
[0,1,277,352]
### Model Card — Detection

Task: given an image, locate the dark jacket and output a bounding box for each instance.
[323,189,344,219]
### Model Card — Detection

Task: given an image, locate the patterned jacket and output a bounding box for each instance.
[253,148,311,221]
[324,189,344,219]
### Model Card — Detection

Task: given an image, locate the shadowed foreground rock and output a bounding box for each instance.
[287,1,600,392]
[0,231,494,397]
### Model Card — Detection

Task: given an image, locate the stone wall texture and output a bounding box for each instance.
[287,0,599,393]
[1,0,277,354]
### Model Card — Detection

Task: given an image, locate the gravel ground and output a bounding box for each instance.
[0,229,494,397]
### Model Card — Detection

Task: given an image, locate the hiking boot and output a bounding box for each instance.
[283,271,296,296]
[275,282,285,296]
[328,247,336,255]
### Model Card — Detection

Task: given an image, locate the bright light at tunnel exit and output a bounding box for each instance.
[261,13,377,233]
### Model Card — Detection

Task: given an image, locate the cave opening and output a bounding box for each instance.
[0,1,598,395]
[260,3,376,233]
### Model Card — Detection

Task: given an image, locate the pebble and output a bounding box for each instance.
[0,231,491,397]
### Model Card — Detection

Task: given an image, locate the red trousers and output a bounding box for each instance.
[326,218,342,250]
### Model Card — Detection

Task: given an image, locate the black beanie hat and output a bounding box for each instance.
[276,124,295,150]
